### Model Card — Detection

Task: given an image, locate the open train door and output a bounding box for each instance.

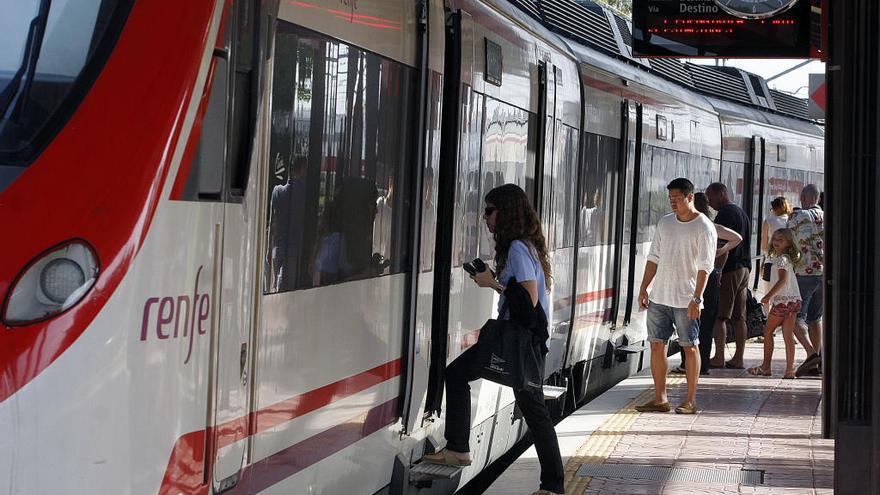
[613,100,642,330]
[749,135,767,289]
[203,0,266,490]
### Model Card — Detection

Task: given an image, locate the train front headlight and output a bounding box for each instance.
[3,240,99,326]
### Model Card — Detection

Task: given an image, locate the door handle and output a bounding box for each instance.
[240,342,248,386]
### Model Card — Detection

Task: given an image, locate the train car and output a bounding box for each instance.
[0,0,823,494]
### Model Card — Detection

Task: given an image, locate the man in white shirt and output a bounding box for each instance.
[636,178,717,415]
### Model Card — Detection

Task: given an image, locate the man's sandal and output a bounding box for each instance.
[675,402,697,414]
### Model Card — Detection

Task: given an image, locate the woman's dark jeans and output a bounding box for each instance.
[443,345,565,493]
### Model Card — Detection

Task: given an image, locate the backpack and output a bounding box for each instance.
[746,289,767,339]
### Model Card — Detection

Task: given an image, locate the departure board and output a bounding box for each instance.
[632,0,813,58]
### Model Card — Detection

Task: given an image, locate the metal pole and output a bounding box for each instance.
[765,59,814,82]
[828,0,880,492]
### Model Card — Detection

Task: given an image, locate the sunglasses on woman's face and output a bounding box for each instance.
[484,206,498,216]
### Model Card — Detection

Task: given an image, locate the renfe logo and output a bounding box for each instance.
[140,266,211,364]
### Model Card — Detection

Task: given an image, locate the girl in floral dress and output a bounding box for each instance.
[747,228,818,378]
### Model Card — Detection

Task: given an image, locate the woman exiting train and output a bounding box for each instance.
[423,184,565,495]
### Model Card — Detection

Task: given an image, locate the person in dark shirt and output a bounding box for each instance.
[267,156,308,292]
[706,182,751,369]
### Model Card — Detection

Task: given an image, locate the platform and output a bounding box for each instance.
[484,337,833,494]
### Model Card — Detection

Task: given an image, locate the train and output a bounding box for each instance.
[0,0,823,493]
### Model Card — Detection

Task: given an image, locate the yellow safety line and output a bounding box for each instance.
[563,376,687,494]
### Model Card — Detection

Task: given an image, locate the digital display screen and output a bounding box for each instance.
[632,0,812,58]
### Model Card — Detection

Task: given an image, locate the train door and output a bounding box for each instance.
[536,60,567,374]
[207,1,263,488]
[749,136,766,289]
[616,101,643,329]
[400,0,445,434]
[537,60,556,221]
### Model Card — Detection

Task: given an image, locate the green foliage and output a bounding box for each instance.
[591,0,631,16]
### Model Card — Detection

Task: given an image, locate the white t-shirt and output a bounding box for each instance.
[647,213,718,308]
[766,212,788,238]
[768,254,802,306]
[764,213,788,254]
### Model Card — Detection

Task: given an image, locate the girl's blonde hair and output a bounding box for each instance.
[769,228,802,266]
[771,196,793,216]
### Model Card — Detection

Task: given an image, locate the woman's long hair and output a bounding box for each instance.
[771,196,793,216]
[485,184,552,289]
[694,192,712,218]
[768,227,803,267]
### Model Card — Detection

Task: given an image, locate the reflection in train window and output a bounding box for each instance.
[551,124,578,250]
[264,22,416,293]
[721,160,746,207]
[453,91,485,268]
[580,133,619,249]
[479,97,537,259]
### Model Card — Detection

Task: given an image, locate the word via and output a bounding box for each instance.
[140,266,211,364]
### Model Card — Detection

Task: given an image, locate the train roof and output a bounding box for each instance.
[565,40,718,114]
[506,0,822,126]
[707,96,825,138]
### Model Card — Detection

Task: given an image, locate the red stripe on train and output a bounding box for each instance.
[0,0,218,403]
[460,288,615,350]
[159,359,401,494]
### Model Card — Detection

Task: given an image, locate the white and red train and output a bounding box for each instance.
[0,0,823,493]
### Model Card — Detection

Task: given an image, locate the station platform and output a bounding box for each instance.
[485,337,833,495]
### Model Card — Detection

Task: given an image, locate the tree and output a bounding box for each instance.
[591,0,631,16]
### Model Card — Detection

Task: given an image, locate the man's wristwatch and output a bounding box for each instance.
[692,296,703,305]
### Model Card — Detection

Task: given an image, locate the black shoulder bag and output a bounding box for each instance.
[474,280,546,393]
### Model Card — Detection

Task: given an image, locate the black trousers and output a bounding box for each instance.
[444,345,565,493]
[680,272,720,374]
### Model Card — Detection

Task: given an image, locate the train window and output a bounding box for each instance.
[637,144,653,243]
[177,55,228,201]
[649,148,674,226]
[479,97,537,258]
[0,0,134,183]
[420,73,443,273]
[453,92,484,267]
[263,22,417,293]
[226,0,261,199]
[579,133,619,249]
[551,124,578,250]
[721,160,746,206]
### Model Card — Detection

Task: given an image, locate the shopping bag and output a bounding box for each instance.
[476,318,544,392]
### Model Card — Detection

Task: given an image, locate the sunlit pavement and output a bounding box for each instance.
[485,337,832,494]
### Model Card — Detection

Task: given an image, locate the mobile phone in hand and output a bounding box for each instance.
[463,262,477,276]
[471,258,487,273]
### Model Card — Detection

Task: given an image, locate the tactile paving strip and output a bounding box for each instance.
[561,376,686,494]
[575,463,764,485]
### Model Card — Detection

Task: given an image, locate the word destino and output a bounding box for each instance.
[647,1,720,14]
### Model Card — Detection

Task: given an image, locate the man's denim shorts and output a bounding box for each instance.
[647,301,700,346]
[796,275,824,323]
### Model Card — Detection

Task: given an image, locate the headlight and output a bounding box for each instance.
[3,240,99,326]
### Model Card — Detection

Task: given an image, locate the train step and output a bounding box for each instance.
[543,385,567,400]
[615,344,647,355]
[408,462,464,482]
